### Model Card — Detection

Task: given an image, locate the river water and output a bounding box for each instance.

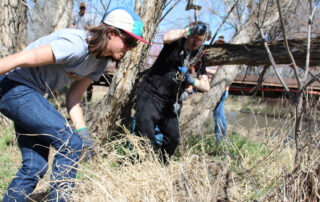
[226,111,291,130]
[217,110,319,137]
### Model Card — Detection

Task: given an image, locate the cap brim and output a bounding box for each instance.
[122,30,151,45]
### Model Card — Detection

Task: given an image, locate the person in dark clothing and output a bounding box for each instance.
[135,22,210,162]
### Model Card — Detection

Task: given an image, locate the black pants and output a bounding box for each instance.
[135,89,180,157]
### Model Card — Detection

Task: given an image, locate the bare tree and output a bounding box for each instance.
[0,0,28,57]
[180,0,301,135]
[88,0,168,142]
[28,0,73,42]
[259,0,318,170]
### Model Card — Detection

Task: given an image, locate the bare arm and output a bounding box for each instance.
[205,67,217,80]
[163,27,189,44]
[193,74,210,92]
[0,44,55,75]
[70,14,76,28]
[66,77,93,130]
[205,67,217,75]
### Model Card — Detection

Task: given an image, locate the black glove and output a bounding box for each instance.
[188,24,207,36]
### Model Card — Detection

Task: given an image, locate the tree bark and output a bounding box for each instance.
[28,0,73,42]
[0,0,28,57]
[204,37,320,67]
[88,0,167,142]
[52,0,74,31]
[180,0,301,136]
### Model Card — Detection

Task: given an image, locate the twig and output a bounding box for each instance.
[160,0,180,22]
[302,1,317,84]
[249,65,269,95]
[180,165,193,200]
[238,158,261,202]
[304,71,320,88]
[209,0,239,45]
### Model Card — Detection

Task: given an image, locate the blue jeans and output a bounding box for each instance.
[0,77,83,202]
[214,90,228,140]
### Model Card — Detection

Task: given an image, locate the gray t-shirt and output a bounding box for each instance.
[72,13,94,29]
[7,29,107,94]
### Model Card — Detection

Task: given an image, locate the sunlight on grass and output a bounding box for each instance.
[0,111,318,201]
[0,125,19,199]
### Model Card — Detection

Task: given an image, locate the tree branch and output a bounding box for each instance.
[248,65,270,96]
[276,0,302,87]
[303,1,316,84]
[305,71,320,87]
[209,0,239,45]
[255,22,295,102]
[160,0,179,22]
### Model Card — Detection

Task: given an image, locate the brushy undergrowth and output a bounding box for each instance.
[0,119,19,198]
[0,112,319,201]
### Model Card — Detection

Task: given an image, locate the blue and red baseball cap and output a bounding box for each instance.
[101,7,150,45]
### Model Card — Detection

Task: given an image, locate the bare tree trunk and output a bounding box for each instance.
[292,0,315,170]
[88,0,167,142]
[294,94,304,168]
[180,0,300,136]
[29,0,73,42]
[52,0,74,31]
[0,0,28,57]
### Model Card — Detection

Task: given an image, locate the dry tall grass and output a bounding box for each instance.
[1,110,319,201]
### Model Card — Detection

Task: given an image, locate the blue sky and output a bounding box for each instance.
[157,0,234,43]
[72,0,234,43]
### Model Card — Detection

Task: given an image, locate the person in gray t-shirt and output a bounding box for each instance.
[71,3,94,30]
[0,7,150,202]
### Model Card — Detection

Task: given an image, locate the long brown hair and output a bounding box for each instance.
[87,24,120,59]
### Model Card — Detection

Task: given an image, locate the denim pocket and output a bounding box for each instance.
[2,85,34,102]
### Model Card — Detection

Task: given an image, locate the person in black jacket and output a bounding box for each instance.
[135,21,210,162]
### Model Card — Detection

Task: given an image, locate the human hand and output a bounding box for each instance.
[188,24,207,36]
[186,85,194,93]
[77,127,94,148]
[77,127,96,160]
[178,66,195,84]
[178,66,188,74]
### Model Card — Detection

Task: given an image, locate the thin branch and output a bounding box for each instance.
[165,0,174,8]
[303,0,316,84]
[305,71,320,87]
[180,165,193,200]
[255,22,295,102]
[99,0,107,11]
[106,0,112,11]
[209,0,239,45]
[249,65,270,95]
[241,66,250,84]
[19,0,46,26]
[276,0,302,87]
[257,0,270,28]
[160,0,179,22]
[261,0,271,28]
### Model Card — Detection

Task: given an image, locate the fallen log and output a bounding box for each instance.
[204,37,320,67]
